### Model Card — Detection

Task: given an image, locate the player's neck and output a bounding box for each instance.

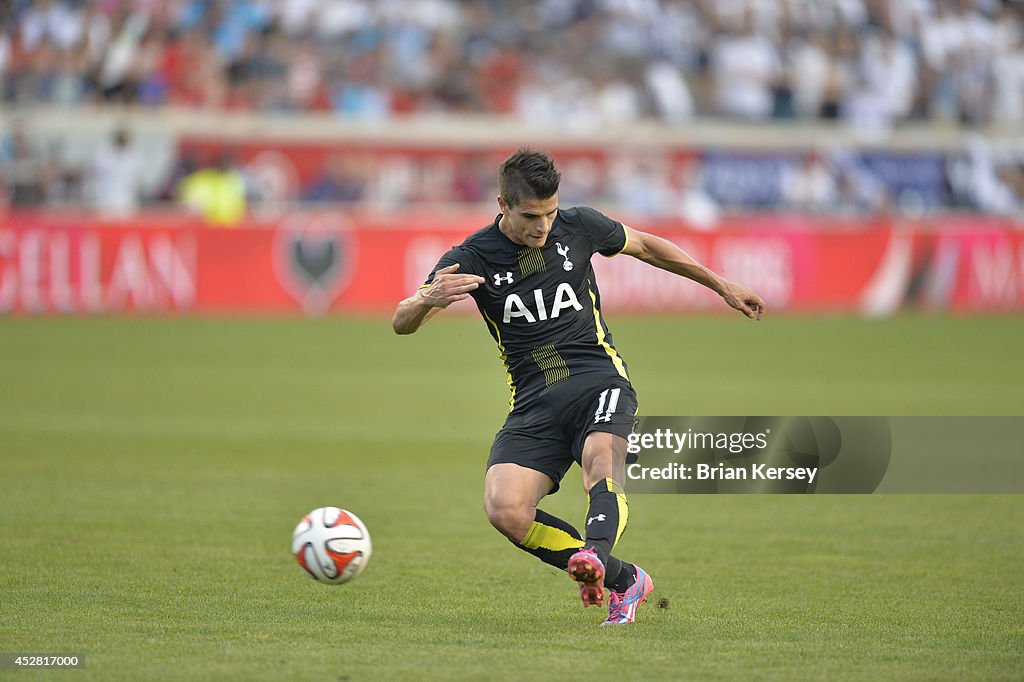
[497,214,524,246]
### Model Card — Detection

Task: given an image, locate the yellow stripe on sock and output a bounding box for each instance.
[608,477,629,550]
[521,521,585,552]
[605,477,626,496]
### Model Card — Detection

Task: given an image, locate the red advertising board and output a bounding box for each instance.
[1,211,1022,315]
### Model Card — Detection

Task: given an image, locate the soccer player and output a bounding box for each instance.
[393,149,764,625]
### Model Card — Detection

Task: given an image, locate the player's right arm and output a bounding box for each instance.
[392,263,485,335]
[622,226,765,320]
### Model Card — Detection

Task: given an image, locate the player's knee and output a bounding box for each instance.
[483,495,533,543]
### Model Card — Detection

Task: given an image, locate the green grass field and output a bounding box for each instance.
[1,315,1022,680]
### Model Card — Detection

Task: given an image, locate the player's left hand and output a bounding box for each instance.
[720,281,765,320]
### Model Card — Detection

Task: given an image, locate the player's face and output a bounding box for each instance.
[498,194,559,248]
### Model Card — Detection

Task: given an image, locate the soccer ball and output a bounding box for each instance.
[292,507,372,585]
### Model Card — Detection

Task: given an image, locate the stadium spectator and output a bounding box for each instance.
[157,152,199,203]
[951,137,1024,216]
[1000,160,1024,210]
[177,152,247,226]
[165,24,228,109]
[328,50,391,120]
[0,9,10,92]
[0,124,49,207]
[786,29,832,120]
[645,59,696,121]
[831,149,891,214]
[782,152,839,213]
[283,43,325,111]
[48,43,88,107]
[227,24,289,110]
[843,26,919,134]
[88,127,143,218]
[990,1,1024,127]
[710,8,783,120]
[303,154,367,204]
[817,28,858,120]
[19,0,81,53]
[609,155,677,217]
[451,153,493,204]
[134,24,172,106]
[676,158,721,229]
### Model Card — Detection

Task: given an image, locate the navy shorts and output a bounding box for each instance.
[487,373,638,493]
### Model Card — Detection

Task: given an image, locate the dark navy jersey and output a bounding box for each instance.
[423,206,631,411]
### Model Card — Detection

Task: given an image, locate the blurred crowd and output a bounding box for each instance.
[2,0,1023,222]
[1,0,1023,128]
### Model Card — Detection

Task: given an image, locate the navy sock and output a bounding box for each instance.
[515,509,584,570]
[584,478,636,591]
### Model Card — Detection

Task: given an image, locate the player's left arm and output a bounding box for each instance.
[392,263,483,335]
[620,226,765,320]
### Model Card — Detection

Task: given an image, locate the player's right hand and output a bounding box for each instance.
[418,263,485,308]
[720,280,766,320]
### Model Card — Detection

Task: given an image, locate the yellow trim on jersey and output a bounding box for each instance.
[521,520,585,552]
[602,224,630,257]
[587,282,628,381]
[616,225,630,254]
[482,308,516,412]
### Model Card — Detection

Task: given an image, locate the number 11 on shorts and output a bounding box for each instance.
[594,388,621,423]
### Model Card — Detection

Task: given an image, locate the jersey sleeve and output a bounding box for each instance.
[421,247,478,287]
[572,206,628,257]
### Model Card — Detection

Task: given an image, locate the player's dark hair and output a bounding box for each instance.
[498,148,561,207]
